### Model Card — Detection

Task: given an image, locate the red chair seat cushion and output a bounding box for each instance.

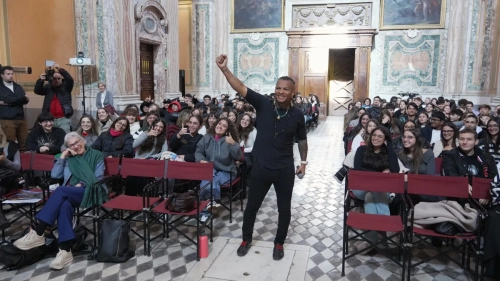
[102,195,161,211]
[152,200,209,216]
[412,226,476,239]
[346,212,404,233]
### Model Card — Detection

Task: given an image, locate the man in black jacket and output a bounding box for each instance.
[443,127,497,204]
[421,111,445,144]
[0,66,29,151]
[34,62,74,133]
[367,96,381,119]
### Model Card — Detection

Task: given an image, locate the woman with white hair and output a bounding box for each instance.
[14,132,105,270]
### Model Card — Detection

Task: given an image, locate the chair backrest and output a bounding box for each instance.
[20,152,32,171]
[347,140,353,153]
[471,177,492,200]
[407,174,469,198]
[166,161,214,181]
[104,157,120,176]
[435,157,442,175]
[120,158,166,178]
[348,170,404,194]
[31,153,56,172]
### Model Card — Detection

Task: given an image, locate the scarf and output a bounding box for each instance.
[109,128,123,137]
[65,147,106,208]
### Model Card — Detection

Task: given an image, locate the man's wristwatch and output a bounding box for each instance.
[301,161,308,165]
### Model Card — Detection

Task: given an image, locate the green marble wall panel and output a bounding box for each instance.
[382,35,441,87]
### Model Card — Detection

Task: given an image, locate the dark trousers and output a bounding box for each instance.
[242,160,295,245]
[36,186,84,242]
[0,119,28,151]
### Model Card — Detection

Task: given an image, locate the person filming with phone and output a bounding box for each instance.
[34,62,74,133]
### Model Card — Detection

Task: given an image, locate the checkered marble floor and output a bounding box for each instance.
[0,117,487,281]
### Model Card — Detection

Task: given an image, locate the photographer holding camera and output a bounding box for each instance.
[34,62,74,133]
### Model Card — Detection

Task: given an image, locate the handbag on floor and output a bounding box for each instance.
[166,190,195,213]
[95,220,135,263]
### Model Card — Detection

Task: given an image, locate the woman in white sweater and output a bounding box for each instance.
[237,113,257,199]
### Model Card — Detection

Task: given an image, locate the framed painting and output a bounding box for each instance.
[231,0,284,33]
[380,0,446,30]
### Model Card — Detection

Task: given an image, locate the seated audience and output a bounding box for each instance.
[75,115,99,147]
[169,115,204,162]
[26,112,65,155]
[432,122,458,158]
[352,119,379,152]
[133,119,168,159]
[352,126,399,248]
[96,108,113,134]
[195,117,243,209]
[478,117,500,163]
[123,108,142,139]
[199,112,218,135]
[91,117,134,158]
[378,109,401,135]
[141,111,159,131]
[13,132,105,270]
[420,111,445,144]
[0,126,21,230]
[416,112,429,128]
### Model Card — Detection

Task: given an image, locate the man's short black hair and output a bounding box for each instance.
[203,95,211,100]
[450,109,464,118]
[464,114,478,123]
[373,96,381,101]
[479,104,491,110]
[466,101,474,106]
[457,99,468,107]
[436,99,445,105]
[278,76,295,85]
[185,94,193,98]
[385,103,395,110]
[0,65,13,75]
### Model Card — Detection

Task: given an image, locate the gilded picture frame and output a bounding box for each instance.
[380,0,446,30]
[231,0,285,33]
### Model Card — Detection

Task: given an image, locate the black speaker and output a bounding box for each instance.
[179,70,185,96]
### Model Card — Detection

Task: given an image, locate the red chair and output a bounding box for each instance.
[406,174,481,281]
[347,140,353,153]
[97,158,166,255]
[434,157,442,175]
[148,161,213,260]
[470,177,493,280]
[220,147,245,223]
[342,171,407,280]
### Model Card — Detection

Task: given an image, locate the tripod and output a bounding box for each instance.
[79,65,87,115]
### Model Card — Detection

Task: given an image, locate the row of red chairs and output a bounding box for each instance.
[343,170,491,281]
[10,152,218,260]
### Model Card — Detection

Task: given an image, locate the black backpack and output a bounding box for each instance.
[0,232,58,271]
[0,167,19,191]
[94,220,135,263]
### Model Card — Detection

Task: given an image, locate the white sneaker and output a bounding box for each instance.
[13,228,45,250]
[49,249,73,270]
[207,200,220,211]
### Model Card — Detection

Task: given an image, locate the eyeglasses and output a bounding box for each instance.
[115,122,127,128]
[68,139,80,148]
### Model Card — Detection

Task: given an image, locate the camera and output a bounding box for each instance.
[44,67,55,81]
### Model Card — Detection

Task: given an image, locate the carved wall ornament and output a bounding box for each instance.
[405,29,420,39]
[292,3,372,29]
[360,46,370,53]
[134,0,167,20]
[290,47,299,53]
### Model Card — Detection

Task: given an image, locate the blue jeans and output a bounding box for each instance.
[352,190,390,244]
[304,115,312,123]
[199,169,230,201]
[36,186,85,242]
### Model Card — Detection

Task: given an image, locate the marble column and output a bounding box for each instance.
[162,0,181,100]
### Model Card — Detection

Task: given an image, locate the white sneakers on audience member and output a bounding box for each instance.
[13,228,45,250]
[49,249,73,270]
